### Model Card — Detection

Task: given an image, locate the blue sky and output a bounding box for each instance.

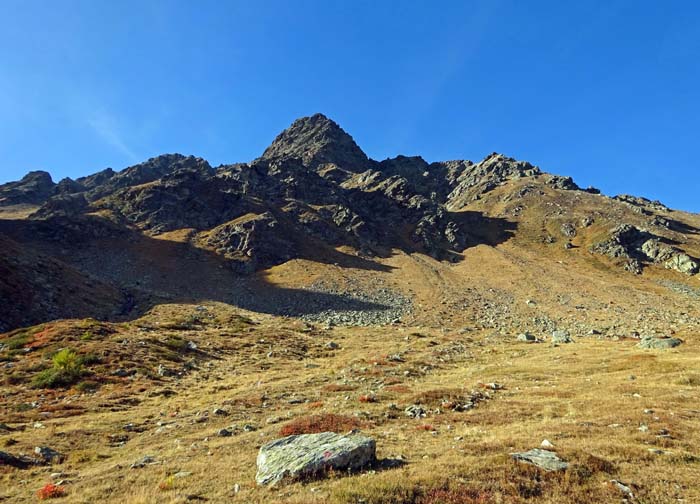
[1,1,698,211]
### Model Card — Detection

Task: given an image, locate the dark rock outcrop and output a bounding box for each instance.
[0,170,56,205]
[0,116,597,275]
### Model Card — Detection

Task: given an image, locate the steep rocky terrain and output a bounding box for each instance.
[1,114,700,503]
[1,113,698,334]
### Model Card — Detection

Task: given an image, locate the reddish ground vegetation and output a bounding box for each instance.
[37,483,66,500]
[278,414,364,436]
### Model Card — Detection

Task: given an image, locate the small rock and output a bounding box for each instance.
[517,333,538,343]
[217,428,233,437]
[325,341,340,350]
[404,405,427,418]
[130,455,157,469]
[648,448,671,455]
[511,448,569,471]
[610,480,634,498]
[540,439,555,449]
[157,364,175,377]
[212,408,228,416]
[34,446,65,464]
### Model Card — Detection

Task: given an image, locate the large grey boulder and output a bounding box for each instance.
[511,448,569,471]
[256,431,376,486]
[638,336,682,350]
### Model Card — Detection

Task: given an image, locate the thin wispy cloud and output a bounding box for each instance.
[86,110,139,163]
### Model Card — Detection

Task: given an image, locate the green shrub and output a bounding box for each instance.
[53,348,83,373]
[32,349,86,388]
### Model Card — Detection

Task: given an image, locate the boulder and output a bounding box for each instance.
[517,332,538,343]
[638,337,682,350]
[664,253,699,275]
[405,405,427,418]
[551,330,573,344]
[255,431,376,486]
[511,448,569,471]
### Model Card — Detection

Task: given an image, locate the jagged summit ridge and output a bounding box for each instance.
[0,112,699,334]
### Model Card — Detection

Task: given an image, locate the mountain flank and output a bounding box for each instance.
[1,114,700,503]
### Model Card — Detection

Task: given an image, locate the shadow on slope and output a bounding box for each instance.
[0,210,517,330]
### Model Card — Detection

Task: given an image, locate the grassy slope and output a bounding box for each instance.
[1,303,699,503]
[2,179,700,502]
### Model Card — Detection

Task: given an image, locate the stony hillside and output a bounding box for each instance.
[1,113,698,334]
[1,114,700,503]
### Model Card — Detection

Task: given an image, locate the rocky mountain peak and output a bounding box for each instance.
[261,113,371,172]
[21,170,54,185]
[0,170,56,205]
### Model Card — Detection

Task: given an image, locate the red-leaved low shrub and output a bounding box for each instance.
[37,483,66,500]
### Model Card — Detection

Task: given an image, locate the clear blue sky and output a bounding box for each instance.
[1,1,698,211]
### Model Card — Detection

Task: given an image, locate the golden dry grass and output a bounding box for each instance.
[1,301,699,503]
[2,177,700,502]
